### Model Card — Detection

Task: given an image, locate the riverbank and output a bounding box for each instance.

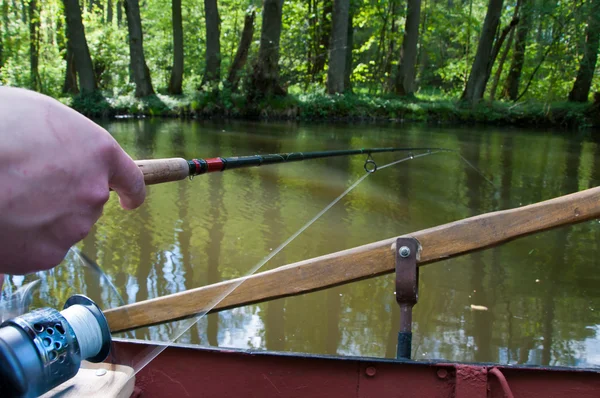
[62,92,600,130]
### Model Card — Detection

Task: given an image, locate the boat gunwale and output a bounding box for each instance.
[111,337,600,375]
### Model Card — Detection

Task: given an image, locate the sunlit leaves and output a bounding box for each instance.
[0,0,596,99]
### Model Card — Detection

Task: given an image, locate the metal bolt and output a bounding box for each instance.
[399,246,411,258]
[365,366,377,377]
[436,368,448,379]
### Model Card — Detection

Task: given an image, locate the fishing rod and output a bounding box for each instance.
[136,147,454,185]
[0,149,434,396]
[0,146,484,396]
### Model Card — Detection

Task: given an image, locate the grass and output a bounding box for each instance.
[60,91,600,130]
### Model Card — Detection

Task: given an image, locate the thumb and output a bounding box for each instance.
[109,147,146,210]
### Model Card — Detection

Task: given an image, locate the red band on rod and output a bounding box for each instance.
[205,158,224,173]
[192,159,201,174]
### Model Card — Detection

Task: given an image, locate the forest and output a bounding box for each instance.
[0,0,598,125]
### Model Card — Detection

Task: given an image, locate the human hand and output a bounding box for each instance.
[0,87,146,276]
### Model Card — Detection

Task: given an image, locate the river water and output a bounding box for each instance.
[3,120,600,368]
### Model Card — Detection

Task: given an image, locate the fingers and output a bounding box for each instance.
[108,144,146,210]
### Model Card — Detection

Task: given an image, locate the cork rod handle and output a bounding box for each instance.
[134,158,190,185]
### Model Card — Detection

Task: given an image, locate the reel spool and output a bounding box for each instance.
[0,295,111,397]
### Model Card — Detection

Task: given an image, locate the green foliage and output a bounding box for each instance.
[0,0,598,121]
[71,90,111,116]
[0,0,63,95]
[83,11,130,93]
[63,89,598,129]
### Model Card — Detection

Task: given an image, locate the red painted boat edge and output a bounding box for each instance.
[109,338,600,397]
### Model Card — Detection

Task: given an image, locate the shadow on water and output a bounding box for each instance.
[132,120,159,341]
[493,134,514,363]
[460,130,495,363]
[204,132,226,347]
[541,138,581,366]
[260,139,286,352]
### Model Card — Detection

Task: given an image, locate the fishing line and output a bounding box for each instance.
[128,151,438,376]
[378,150,441,170]
[456,153,496,187]
[61,304,104,359]
[376,148,495,187]
[70,247,127,307]
[70,247,137,340]
[0,279,40,323]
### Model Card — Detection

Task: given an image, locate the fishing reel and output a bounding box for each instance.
[0,295,111,397]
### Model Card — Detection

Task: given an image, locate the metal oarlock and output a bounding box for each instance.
[395,237,419,360]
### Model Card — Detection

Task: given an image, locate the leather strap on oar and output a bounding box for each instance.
[104,185,600,333]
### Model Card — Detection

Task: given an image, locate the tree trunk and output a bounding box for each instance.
[168,0,183,94]
[415,0,427,90]
[394,0,421,96]
[463,0,472,86]
[201,0,221,88]
[489,20,517,71]
[226,9,255,91]
[97,1,104,21]
[460,0,504,104]
[534,15,545,65]
[117,0,123,26]
[569,0,600,102]
[249,0,286,100]
[383,0,398,92]
[0,0,8,71]
[20,0,26,23]
[343,4,353,92]
[63,0,97,93]
[57,14,65,55]
[312,0,332,78]
[124,0,154,97]
[489,27,515,101]
[0,1,4,71]
[306,0,314,86]
[326,0,349,94]
[62,42,79,94]
[373,2,389,93]
[488,0,520,101]
[480,18,518,95]
[59,16,78,94]
[107,0,113,24]
[502,0,530,100]
[29,0,40,91]
[1,0,7,41]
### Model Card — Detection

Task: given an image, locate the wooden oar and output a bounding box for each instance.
[105,186,600,333]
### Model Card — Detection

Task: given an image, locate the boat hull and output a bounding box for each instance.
[110,339,600,397]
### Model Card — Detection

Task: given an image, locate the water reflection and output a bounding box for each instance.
[3,120,600,368]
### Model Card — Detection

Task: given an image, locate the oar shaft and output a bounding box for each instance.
[134,147,447,186]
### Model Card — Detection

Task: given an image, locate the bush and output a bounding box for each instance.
[57,90,598,129]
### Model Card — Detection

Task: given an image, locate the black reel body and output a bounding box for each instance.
[0,295,111,397]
